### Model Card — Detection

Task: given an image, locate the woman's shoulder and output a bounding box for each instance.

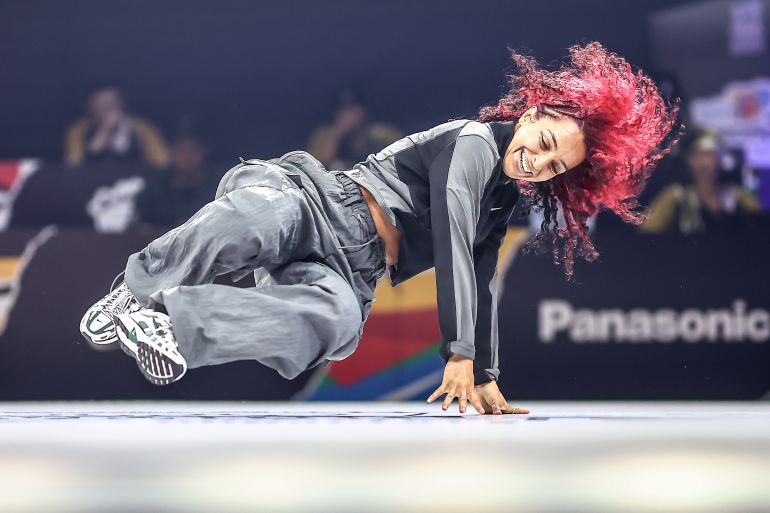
[450,119,500,155]
[458,120,496,139]
[377,119,496,160]
[435,117,489,133]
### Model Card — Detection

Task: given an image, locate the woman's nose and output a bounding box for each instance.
[532,152,553,172]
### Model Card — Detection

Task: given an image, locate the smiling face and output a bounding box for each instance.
[502,106,588,182]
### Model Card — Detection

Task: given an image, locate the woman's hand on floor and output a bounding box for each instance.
[426,355,485,414]
[474,380,529,415]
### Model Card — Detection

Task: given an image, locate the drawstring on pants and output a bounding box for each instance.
[336,233,382,251]
[110,270,126,293]
[329,170,382,252]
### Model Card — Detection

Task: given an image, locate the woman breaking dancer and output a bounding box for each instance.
[79,42,680,414]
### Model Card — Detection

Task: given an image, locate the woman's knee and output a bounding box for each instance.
[330,286,364,345]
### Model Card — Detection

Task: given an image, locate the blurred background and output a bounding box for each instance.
[0,0,768,402]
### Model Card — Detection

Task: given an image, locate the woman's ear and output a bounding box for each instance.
[521,105,538,123]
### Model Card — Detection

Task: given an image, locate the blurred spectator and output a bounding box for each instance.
[639,130,761,235]
[307,87,403,170]
[64,85,169,168]
[136,135,217,228]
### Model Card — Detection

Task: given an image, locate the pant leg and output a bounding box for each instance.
[125,182,320,308]
[121,156,381,379]
[156,261,362,380]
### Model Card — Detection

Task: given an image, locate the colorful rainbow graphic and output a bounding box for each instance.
[296,227,528,400]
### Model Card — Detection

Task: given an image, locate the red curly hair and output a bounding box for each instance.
[478,42,682,279]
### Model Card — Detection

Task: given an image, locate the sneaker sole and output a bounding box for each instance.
[136,341,187,386]
[115,314,186,386]
[80,329,118,351]
[113,316,141,360]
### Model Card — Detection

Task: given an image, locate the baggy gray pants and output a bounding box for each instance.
[123,151,387,380]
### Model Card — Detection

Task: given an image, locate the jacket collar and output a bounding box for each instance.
[487,120,518,187]
[487,120,516,159]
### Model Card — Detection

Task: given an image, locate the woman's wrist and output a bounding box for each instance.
[447,354,472,363]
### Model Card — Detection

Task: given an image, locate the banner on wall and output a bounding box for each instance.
[0,226,57,336]
[296,222,770,401]
[0,221,768,400]
[494,223,770,400]
[691,77,770,168]
[0,159,39,231]
[729,0,766,56]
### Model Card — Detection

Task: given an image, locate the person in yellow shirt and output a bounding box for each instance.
[307,88,403,171]
[64,85,168,168]
[640,131,761,234]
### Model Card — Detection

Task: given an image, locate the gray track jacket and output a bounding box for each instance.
[338,119,520,385]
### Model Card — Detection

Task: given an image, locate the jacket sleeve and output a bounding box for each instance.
[471,218,508,384]
[429,132,499,365]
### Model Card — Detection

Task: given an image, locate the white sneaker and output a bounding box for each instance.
[114,310,187,386]
[80,282,145,354]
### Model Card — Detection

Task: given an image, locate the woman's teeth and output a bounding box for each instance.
[520,150,533,176]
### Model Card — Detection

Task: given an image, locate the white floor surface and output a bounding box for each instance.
[0,401,768,513]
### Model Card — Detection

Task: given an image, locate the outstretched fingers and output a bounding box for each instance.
[458,393,468,413]
[498,402,530,414]
[427,386,456,411]
[426,387,442,404]
[442,390,456,411]
[469,390,485,414]
[427,385,483,414]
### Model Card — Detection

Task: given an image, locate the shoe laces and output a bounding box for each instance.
[102,283,140,314]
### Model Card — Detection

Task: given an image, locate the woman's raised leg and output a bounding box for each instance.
[156,260,363,380]
[124,182,319,308]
